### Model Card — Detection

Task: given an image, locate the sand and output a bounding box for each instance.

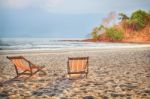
[0,47,150,99]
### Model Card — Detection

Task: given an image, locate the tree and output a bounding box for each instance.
[91,27,99,40]
[119,13,129,21]
[106,27,124,41]
[119,13,129,33]
[91,25,106,40]
[98,25,105,30]
[128,10,150,30]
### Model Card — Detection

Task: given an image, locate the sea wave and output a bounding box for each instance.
[0,38,150,50]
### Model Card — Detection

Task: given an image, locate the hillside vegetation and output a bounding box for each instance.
[90,10,150,43]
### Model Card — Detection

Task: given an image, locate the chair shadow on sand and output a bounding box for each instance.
[32,74,85,97]
[0,69,47,87]
[0,75,38,86]
[0,76,27,99]
[32,57,89,97]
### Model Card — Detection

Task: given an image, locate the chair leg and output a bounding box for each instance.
[85,73,88,78]
[31,68,46,76]
[14,75,19,79]
[40,69,47,75]
[15,70,28,78]
[68,74,71,79]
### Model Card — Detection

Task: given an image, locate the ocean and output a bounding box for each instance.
[0,38,150,51]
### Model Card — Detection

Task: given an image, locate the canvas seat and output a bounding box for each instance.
[7,56,46,78]
[67,57,89,78]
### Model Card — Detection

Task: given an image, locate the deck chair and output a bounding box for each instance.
[67,57,89,78]
[7,56,46,78]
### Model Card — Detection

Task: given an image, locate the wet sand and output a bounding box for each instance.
[0,47,150,99]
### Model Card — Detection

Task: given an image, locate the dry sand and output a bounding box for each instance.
[0,47,150,99]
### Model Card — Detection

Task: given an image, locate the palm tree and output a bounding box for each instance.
[119,13,129,21]
[119,13,129,33]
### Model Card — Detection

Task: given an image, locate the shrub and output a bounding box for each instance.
[128,10,150,30]
[91,31,99,40]
[91,27,99,40]
[106,27,124,41]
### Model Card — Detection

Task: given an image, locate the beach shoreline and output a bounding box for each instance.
[0,47,150,99]
[0,44,150,55]
[81,39,150,44]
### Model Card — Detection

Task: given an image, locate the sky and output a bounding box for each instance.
[0,0,150,38]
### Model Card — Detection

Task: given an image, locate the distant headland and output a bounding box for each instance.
[84,10,150,44]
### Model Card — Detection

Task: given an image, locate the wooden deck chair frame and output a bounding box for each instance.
[67,57,89,78]
[7,56,46,78]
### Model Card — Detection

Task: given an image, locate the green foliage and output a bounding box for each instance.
[91,27,99,40]
[119,13,129,20]
[91,25,106,40]
[128,10,150,30]
[106,27,124,41]
[119,10,150,31]
[91,31,98,40]
[98,25,105,30]
[91,9,150,41]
